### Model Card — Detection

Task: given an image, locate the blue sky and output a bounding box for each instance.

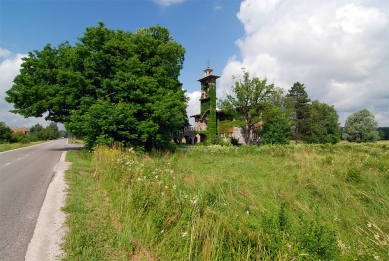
[1,0,388,129]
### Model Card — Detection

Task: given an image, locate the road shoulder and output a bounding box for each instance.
[25,151,70,261]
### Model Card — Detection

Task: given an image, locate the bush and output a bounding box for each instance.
[10,132,29,144]
[230,137,240,146]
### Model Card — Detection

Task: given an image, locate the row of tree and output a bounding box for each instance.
[4,23,384,150]
[0,122,65,144]
[220,69,381,145]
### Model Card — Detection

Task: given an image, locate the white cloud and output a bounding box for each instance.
[0,50,52,128]
[215,5,222,11]
[0,47,12,58]
[186,91,201,125]
[153,0,186,7]
[221,0,389,126]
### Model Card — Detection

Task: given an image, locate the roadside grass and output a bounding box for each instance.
[67,139,85,144]
[0,142,42,152]
[63,143,389,260]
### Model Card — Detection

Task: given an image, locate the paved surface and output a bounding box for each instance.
[0,140,82,261]
[25,151,71,261]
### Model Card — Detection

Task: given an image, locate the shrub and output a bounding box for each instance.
[230,137,239,146]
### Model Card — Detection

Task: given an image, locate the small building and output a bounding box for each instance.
[10,127,30,135]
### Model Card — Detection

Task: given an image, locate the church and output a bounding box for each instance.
[173,67,261,145]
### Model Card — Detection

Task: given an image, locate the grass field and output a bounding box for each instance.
[63,142,389,260]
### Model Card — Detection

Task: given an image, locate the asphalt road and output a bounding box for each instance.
[0,139,83,261]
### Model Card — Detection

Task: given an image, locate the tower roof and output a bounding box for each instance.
[197,66,220,82]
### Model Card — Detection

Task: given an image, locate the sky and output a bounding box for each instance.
[1,0,388,129]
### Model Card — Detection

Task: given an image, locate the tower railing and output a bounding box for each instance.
[170,126,207,139]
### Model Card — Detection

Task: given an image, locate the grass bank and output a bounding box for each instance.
[0,142,42,152]
[63,143,389,260]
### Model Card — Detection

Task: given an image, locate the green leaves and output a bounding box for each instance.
[6,23,187,151]
[220,69,275,144]
[307,100,340,144]
[258,105,292,145]
[0,122,12,143]
[286,82,311,143]
[343,109,380,142]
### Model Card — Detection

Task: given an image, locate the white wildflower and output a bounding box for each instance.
[190,197,198,205]
[246,210,250,215]
[182,232,187,237]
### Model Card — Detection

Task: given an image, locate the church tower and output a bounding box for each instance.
[198,66,220,117]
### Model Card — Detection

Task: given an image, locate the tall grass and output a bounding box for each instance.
[63,143,389,260]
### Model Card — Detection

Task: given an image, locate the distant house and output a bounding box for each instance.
[173,67,261,145]
[10,127,30,135]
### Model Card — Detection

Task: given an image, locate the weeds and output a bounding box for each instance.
[63,143,389,260]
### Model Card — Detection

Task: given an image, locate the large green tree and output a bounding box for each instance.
[219,69,274,145]
[29,124,45,141]
[343,109,380,142]
[285,82,311,144]
[45,122,60,140]
[258,104,291,145]
[6,22,188,150]
[306,100,340,144]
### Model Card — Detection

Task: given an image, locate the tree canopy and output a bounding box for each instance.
[285,82,311,144]
[343,109,380,142]
[258,104,291,145]
[306,100,340,144]
[6,22,188,150]
[219,69,274,145]
[0,122,12,143]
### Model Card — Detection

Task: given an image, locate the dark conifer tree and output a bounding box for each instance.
[286,82,311,144]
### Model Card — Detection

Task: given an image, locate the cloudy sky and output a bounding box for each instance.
[1,0,388,128]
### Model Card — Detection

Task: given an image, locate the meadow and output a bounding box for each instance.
[63,142,389,260]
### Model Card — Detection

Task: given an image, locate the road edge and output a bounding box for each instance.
[24,151,71,261]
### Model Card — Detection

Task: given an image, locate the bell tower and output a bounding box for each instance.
[198,66,220,117]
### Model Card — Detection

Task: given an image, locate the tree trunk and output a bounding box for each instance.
[295,125,299,144]
[245,124,251,145]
